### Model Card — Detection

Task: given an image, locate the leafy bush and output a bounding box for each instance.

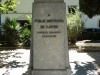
[0,15,32,47]
[67,12,84,44]
[19,24,31,46]
[26,15,32,25]
[19,15,31,46]
[1,17,21,46]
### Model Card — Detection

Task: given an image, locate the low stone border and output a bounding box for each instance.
[0,47,30,50]
[76,40,100,51]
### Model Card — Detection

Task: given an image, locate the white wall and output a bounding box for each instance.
[65,0,79,6]
[81,13,100,28]
[15,0,33,13]
[65,0,100,28]
[1,0,33,23]
[1,14,31,23]
[1,0,100,28]
[1,0,33,13]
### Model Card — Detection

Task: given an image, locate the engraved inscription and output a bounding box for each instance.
[35,19,64,38]
[40,25,58,29]
[35,19,64,23]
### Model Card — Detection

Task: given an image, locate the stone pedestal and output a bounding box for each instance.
[29,0,71,75]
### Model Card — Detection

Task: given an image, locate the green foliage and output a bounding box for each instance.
[19,15,31,46]
[19,25,31,46]
[0,16,32,47]
[26,15,32,25]
[79,0,100,18]
[67,12,84,43]
[0,0,16,13]
[1,17,21,46]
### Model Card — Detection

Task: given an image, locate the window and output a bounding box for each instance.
[68,6,77,14]
[17,20,28,26]
[99,20,100,27]
[0,14,1,33]
[17,20,31,30]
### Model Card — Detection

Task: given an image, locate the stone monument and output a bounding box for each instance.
[29,0,71,75]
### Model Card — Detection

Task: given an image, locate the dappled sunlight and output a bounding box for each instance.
[0,49,30,75]
[0,48,99,75]
[69,49,95,62]
[70,61,98,75]
[87,52,100,70]
[69,49,99,75]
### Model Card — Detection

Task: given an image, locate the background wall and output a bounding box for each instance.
[65,0,100,28]
[1,0,100,28]
[1,0,33,23]
[15,0,33,13]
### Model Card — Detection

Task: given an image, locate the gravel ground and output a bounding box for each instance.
[0,48,100,75]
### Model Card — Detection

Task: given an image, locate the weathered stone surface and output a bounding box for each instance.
[32,69,71,75]
[32,3,69,69]
[34,0,64,3]
[29,0,71,75]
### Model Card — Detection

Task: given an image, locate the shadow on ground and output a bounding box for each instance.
[78,49,100,67]
[87,51,100,75]
[86,52,100,67]
[0,49,29,74]
[71,62,98,75]
[76,49,100,75]
[71,61,98,75]
[22,70,29,75]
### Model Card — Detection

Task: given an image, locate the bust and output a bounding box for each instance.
[34,0,64,3]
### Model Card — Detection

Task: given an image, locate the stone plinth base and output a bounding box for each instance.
[31,68,71,75]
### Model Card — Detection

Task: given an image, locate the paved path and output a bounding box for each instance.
[0,48,100,75]
[69,49,100,75]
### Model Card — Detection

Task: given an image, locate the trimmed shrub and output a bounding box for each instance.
[67,12,84,44]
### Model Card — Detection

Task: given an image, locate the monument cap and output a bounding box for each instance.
[34,0,64,3]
